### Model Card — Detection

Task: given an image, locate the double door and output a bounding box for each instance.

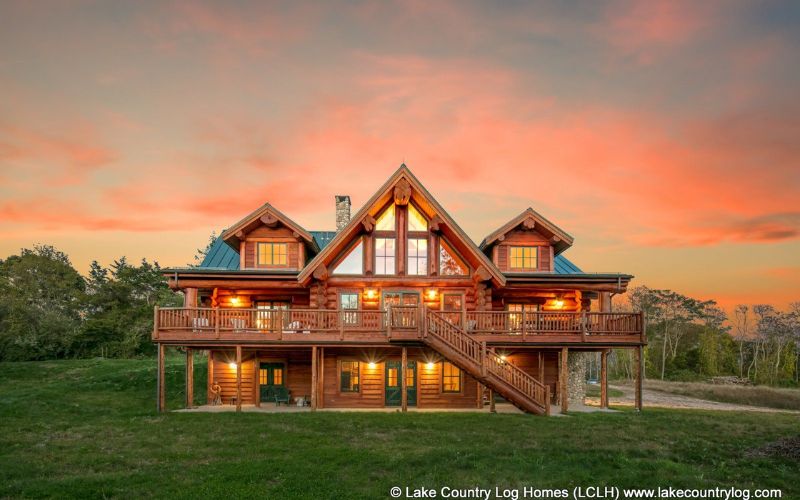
[385,360,417,406]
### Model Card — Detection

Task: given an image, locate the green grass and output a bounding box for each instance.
[1,357,798,498]
[643,380,800,411]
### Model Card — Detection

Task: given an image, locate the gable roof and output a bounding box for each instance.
[479,207,574,255]
[297,164,507,286]
[220,202,319,253]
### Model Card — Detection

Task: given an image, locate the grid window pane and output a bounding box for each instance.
[442,362,461,392]
[375,238,396,275]
[257,243,288,266]
[407,238,428,275]
[340,361,360,392]
[510,246,537,269]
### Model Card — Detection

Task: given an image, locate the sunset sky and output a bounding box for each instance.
[1,1,798,310]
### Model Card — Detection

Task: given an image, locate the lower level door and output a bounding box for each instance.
[259,362,286,402]
[385,360,417,406]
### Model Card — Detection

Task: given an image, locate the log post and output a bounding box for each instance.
[560,347,568,414]
[318,347,325,409]
[489,389,496,413]
[635,345,643,412]
[600,349,609,409]
[153,305,159,340]
[481,342,488,377]
[185,348,194,408]
[401,347,408,412]
[311,346,318,411]
[476,382,483,409]
[235,346,242,412]
[254,353,260,408]
[157,343,166,412]
[208,350,214,404]
[538,351,544,382]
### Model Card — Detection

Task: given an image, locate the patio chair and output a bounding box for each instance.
[230,318,246,332]
[274,386,292,406]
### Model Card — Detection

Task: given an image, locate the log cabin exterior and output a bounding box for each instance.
[155,165,645,415]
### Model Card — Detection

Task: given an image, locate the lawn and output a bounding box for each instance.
[1,356,798,499]
[641,379,800,411]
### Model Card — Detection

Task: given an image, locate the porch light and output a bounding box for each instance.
[365,288,378,300]
[229,362,237,370]
[230,296,240,306]
[425,288,438,301]
[368,362,377,369]
[499,355,507,362]
[426,361,435,370]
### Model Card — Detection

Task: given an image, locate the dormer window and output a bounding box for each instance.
[257,242,287,266]
[510,246,537,270]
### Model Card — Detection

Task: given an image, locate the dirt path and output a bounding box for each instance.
[584,384,800,414]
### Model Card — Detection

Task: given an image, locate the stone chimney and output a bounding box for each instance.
[335,195,351,231]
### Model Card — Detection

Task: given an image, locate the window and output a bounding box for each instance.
[387,366,398,387]
[340,361,360,392]
[332,239,363,275]
[439,240,467,276]
[407,238,428,275]
[375,204,396,231]
[257,242,287,266]
[375,237,396,275]
[407,204,427,232]
[442,362,461,392]
[507,303,539,332]
[509,246,537,269]
[255,301,289,330]
[340,292,359,326]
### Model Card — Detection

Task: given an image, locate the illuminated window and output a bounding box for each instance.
[387,367,398,387]
[259,368,268,385]
[340,361,360,392]
[375,238,396,275]
[406,366,415,388]
[407,204,427,232]
[439,240,467,276]
[375,204,396,231]
[442,362,461,392]
[257,242,287,266]
[332,239,363,275]
[509,246,537,269]
[407,238,428,275]
[272,367,283,385]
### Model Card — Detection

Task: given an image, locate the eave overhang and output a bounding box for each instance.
[502,273,634,293]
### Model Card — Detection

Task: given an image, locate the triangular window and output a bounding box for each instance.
[439,240,467,276]
[375,204,396,232]
[332,239,363,275]
[407,204,428,232]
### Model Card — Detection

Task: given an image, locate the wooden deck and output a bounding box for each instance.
[153,306,645,346]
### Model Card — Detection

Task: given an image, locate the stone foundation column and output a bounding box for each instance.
[567,351,590,406]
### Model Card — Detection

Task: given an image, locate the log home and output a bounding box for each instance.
[154,165,645,415]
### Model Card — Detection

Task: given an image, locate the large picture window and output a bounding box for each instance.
[441,362,461,392]
[257,242,287,266]
[509,246,537,270]
[375,237,396,275]
[340,361,360,392]
[407,238,427,276]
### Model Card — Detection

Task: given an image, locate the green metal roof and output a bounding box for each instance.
[199,233,584,274]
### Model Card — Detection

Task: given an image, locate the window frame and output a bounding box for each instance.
[331,237,364,275]
[441,361,462,393]
[374,237,396,275]
[339,291,360,326]
[509,246,538,270]
[256,242,289,267]
[338,359,361,393]
[438,238,468,276]
[406,237,428,276]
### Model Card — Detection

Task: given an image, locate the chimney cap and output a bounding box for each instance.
[335,195,350,203]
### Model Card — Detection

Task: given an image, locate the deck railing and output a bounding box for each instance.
[154,307,643,341]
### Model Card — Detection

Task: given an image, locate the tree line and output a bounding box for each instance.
[609,286,799,386]
[1,245,798,386]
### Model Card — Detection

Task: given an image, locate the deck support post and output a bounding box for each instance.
[185,348,194,409]
[537,351,544,382]
[489,389,496,413]
[235,346,242,413]
[401,347,408,412]
[560,347,568,414]
[311,346,318,411]
[600,349,609,409]
[634,345,643,412]
[254,353,260,408]
[318,347,325,409]
[157,343,166,412]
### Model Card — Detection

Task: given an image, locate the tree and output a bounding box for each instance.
[191,231,217,267]
[0,245,85,361]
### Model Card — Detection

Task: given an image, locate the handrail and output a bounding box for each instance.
[426,311,548,413]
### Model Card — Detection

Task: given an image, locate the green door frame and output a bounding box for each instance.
[385,360,417,406]
[259,362,286,402]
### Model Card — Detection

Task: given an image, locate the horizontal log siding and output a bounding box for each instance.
[506,351,559,401]
[208,353,256,404]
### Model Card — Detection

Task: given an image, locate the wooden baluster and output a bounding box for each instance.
[214,308,220,339]
[387,307,392,339]
[339,309,345,341]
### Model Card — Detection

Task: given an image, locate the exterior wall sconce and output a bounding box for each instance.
[230,296,241,306]
[426,361,435,370]
[425,288,438,301]
[368,362,377,369]
[228,362,237,370]
[364,288,378,301]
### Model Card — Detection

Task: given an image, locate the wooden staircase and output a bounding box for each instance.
[423,311,550,415]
